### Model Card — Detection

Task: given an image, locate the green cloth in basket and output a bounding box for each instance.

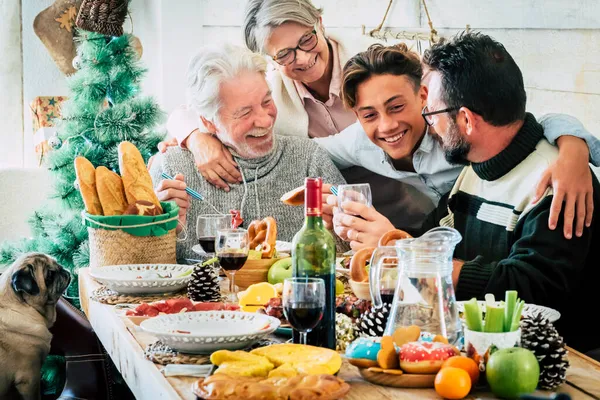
[82,201,179,237]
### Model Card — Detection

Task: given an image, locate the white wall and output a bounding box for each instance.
[1,0,23,168]
[7,0,600,168]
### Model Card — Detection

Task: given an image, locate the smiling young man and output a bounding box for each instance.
[320,43,600,249]
[420,32,599,353]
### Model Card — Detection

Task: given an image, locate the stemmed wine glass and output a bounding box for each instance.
[282,277,325,345]
[196,214,231,256]
[216,228,249,302]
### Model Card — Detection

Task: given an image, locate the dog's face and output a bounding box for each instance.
[10,253,71,314]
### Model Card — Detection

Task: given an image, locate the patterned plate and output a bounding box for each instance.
[457,301,560,323]
[140,311,280,354]
[89,264,194,295]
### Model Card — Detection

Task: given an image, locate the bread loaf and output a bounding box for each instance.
[124,200,162,216]
[118,141,162,213]
[96,166,128,216]
[74,156,103,215]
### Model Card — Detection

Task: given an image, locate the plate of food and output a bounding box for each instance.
[117,299,240,325]
[140,311,280,354]
[456,300,560,323]
[89,264,194,294]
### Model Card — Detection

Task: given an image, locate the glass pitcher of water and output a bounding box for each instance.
[370,227,462,343]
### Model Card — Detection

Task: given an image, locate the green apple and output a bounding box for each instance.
[268,257,292,284]
[486,347,539,399]
[335,279,345,295]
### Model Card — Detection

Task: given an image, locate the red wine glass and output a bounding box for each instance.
[196,214,230,255]
[216,228,249,302]
[282,277,325,345]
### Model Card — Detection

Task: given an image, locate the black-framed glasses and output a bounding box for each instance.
[422,105,458,126]
[272,27,318,66]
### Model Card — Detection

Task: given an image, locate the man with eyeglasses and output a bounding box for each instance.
[321,43,599,249]
[418,32,600,355]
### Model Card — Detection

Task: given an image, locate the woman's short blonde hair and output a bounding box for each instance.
[243,0,323,54]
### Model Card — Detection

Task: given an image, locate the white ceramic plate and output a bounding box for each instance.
[192,241,293,255]
[140,311,280,354]
[90,264,194,295]
[457,300,560,323]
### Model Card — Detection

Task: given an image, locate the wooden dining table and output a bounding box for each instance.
[78,267,600,400]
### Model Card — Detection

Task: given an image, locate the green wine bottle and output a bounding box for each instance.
[291,177,336,349]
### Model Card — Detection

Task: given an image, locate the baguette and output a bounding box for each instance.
[96,166,128,216]
[118,141,163,213]
[74,156,103,215]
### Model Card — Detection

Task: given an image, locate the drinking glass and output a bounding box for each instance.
[196,214,231,255]
[336,183,372,215]
[282,277,325,345]
[216,228,249,302]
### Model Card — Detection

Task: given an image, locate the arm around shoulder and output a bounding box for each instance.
[167,107,201,148]
[539,113,600,166]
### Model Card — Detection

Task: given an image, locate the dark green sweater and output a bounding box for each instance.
[423,114,600,352]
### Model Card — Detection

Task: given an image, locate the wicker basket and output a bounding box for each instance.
[235,258,285,290]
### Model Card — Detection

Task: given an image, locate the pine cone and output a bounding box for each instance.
[521,313,569,390]
[336,313,357,352]
[357,302,391,337]
[188,264,221,302]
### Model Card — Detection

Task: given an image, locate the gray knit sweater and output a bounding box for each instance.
[149,135,346,262]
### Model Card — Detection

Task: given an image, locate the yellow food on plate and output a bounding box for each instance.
[238,282,278,312]
[268,363,298,378]
[210,350,274,377]
[250,344,342,376]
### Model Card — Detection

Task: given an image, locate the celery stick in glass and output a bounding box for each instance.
[484,304,505,332]
[504,290,518,332]
[510,300,525,331]
[464,298,483,332]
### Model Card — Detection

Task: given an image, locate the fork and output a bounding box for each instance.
[161,172,223,214]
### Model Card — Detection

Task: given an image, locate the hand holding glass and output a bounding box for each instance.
[216,228,249,301]
[282,278,325,345]
[197,214,230,254]
[336,183,372,215]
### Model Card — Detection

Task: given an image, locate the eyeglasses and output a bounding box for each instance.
[272,27,319,66]
[422,105,458,126]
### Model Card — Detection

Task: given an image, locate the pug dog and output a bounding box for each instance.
[0,253,71,400]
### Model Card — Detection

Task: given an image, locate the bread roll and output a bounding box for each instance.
[118,141,162,213]
[96,166,128,216]
[74,156,103,215]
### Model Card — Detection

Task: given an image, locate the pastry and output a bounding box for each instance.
[378,229,412,246]
[211,350,275,378]
[117,141,162,213]
[280,186,305,206]
[74,156,103,215]
[124,200,162,216]
[399,341,460,374]
[350,247,375,283]
[392,325,421,347]
[250,344,342,375]
[345,337,381,369]
[95,166,128,216]
[248,217,277,258]
[191,373,350,400]
[377,336,399,369]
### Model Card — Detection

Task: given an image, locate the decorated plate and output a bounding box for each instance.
[140,311,280,354]
[90,264,194,295]
[457,301,560,323]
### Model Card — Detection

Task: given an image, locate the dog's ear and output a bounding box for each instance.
[12,266,40,297]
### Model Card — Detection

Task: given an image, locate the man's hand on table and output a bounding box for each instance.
[331,200,395,251]
[155,173,189,233]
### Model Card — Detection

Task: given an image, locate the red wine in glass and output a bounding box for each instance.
[198,236,216,253]
[284,302,324,332]
[218,253,248,271]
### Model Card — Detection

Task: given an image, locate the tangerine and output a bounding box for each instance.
[442,355,480,385]
[434,367,471,399]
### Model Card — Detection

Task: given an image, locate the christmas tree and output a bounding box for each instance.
[0,30,165,302]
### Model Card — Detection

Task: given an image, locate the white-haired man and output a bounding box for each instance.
[149,44,346,261]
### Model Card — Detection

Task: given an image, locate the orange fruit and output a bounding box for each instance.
[442,355,480,385]
[434,367,471,399]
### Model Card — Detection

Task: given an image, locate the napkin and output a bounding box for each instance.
[162,364,214,377]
